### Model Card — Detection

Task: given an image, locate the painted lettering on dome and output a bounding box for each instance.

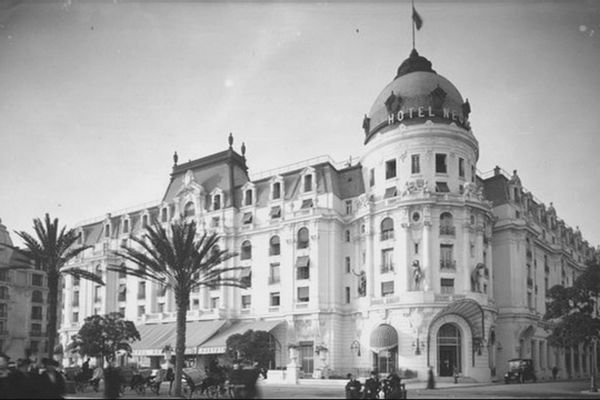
[386,106,468,127]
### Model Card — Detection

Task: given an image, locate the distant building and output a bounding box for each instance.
[0,219,50,361]
[58,49,599,382]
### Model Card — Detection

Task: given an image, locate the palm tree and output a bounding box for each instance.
[0,214,104,359]
[109,217,245,397]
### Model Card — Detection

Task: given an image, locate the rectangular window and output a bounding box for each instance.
[272,182,281,199]
[297,286,309,302]
[383,187,398,199]
[72,291,79,307]
[441,278,454,294]
[158,302,165,313]
[381,281,394,297]
[242,212,253,225]
[270,292,281,307]
[245,189,253,206]
[345,257,351,273]
[123,219,129,233]
[118,307,125,317]
[0,270,8,282]
[381,249,394,273]
[270,206,281,219]
[301,199,314,209]
[241,295,251,309]
[105,224,110,238]
[471,165,476,182]
[414,243,419,255]
[296,256,310,280]
[192,299,199,309]
[0,303,6,318]
[459,158,465,178]
[72,311,78,323]
[440,244,454,269]
[137,305,145,317]
[32,274,43,287]
[345,286,351,303]
[138,281,146,300]
[210,297,219,309]
[411,154,420,174]
[385,159,397,179]
[369,168,375,187]
[241,267,252,288]
[94,286,102,303]
[269,263,280,284]
[435,154,447,173]
[31,306,43,320]
[304,175,313,192]
[345,200,353,215]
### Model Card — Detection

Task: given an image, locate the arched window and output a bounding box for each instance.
[241,241,252,260]
[370,324,398,374]
[184,202,195,217]
[440,212,455,235]
[297,228,309,249]
[31,290,43,303]
[269,236,281,256]
[380,218,394,241]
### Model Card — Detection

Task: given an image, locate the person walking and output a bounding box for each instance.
[426,366,435,389]
[38,358,67,399]
[453,365,459,384]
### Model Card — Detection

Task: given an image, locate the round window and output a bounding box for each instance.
[412,212,421,222]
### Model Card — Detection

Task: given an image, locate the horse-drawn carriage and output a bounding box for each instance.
[180,366,266,399]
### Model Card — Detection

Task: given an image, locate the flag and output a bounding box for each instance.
[412,6,423,30]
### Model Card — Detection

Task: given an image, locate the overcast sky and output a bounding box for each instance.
[1,0,599,247]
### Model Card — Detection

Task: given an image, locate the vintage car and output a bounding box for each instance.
[504,358,537,383]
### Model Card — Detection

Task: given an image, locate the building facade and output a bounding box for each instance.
[0,219,51,361]
[58,49,599,382]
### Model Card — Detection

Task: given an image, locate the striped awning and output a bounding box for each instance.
[131,323,177,356]
[384,187,398,199]
[370,324,398,353]
[296,256,310,268]
[428,298,485,340]
[197,320,285,355]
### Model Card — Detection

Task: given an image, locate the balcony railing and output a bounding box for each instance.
[380,264,394,273]
[439,225,456,236]
[380,231,394,241]
[268,277,280,285]
[71,301,79,307]
[94,297,102,303]
[440,260,456,270]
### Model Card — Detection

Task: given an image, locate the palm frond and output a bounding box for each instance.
[62,267,105,286]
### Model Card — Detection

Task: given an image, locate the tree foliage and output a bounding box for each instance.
[226,330,276,369]
[72,312,140,364]
[544,261,600,347]
[0,213,104,358]
[108,217,245,396]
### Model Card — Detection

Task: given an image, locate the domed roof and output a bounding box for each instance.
[362,49,471,144]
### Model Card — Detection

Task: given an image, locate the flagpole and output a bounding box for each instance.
[412,0,416,49]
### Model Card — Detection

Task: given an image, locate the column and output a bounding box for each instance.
[397,222,409,292]
[366,215,375,298]
[422,222,432,291]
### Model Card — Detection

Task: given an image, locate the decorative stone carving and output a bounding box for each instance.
[471,263,489,293]
[410,260,424,291]
[357,270,367,297]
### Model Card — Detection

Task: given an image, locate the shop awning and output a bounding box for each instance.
[370,324,398,353]
[196,320,285,355]
[301,199,313,209]
[185,320,228,354]
[131,323,177,356]
[384,187,398,199]
[296,256,310,268]
[428,298,485,341]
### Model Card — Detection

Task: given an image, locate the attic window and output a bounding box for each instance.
[304,174,313,192]
[301,199,313,209]
[213,194,221,211]
[184,202,195,218]
[270,206,281,219]
[105,224,110,238]
[244,189,253,206]
[242,212,253,225]
[272,182,281,200]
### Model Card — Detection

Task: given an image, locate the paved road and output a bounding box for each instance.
[66,379,600,399]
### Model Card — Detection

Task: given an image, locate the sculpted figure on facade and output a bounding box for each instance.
[411,260,424,291]
[471,263,488,293]
[357,270,367,297]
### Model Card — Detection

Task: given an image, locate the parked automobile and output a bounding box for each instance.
[504,358,537,384]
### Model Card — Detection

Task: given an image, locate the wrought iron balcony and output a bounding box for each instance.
[380,231,394,241]
[439,225,456,236]
[268,277,280,285]
[380,264,395,273]
[440,260,456,270]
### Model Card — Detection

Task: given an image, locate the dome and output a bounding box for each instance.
[363,49,471,144]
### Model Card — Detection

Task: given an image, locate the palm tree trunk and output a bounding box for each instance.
[46,271,59,359]
[173,290,189,397]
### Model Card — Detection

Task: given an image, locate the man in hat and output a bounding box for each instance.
[345,373,362,399]
[363,371,380,399]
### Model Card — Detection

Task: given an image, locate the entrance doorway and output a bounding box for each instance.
[437,323,461,377]
[298,341,314,375]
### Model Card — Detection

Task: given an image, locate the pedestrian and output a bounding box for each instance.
[426,366,435,389]
[552,366,558,380]
[345,373,362,399]
[11,359,34,399]
[90,363,104,392]
[0,353,17,399]
[104,364,122,399]
[38,358,67,399]
[453,365,459,384]
[166,366,174,395]
[363,371,380,399]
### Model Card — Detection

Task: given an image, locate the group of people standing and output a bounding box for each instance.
[345,371,407,399]
[0,353,66,399]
